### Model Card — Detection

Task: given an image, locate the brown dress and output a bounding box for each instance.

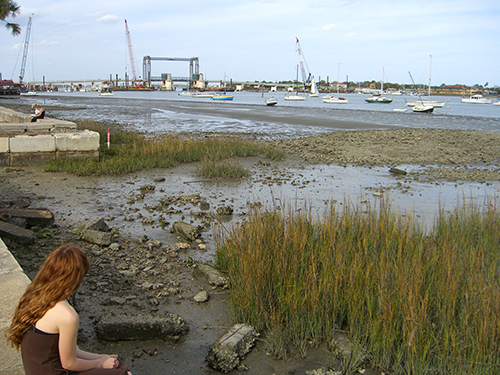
[21,327,129,375]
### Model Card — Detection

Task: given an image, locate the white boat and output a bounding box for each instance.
[285,64,306,101]
[99,85,113,96]
[192,92,215,98]
[20,90,38,96]
[412,104,434,113]
[462,94,491,104]
[284,94,306,101]
[406,56,445,108]
[408,71,434,114]
[366,67,392,103]
[393,108,407,112]
[309,79,319,97]
[323,64,348,104]
[265,97,278,106]
[493,99,500,106]
[178,91,193,96]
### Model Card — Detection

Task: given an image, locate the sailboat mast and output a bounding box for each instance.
[428,55,432,97]
[337,63,340,95]
[381,67,384,94]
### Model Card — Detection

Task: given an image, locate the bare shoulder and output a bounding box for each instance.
[36,300,78,333]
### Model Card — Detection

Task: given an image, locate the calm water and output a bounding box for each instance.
[9,90,500,138]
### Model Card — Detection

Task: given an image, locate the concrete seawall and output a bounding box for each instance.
[0,106,100,166]
[0,238,29,375]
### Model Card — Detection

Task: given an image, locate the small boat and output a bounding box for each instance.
[99,85,113,96]
[309,80,319,97]
[493,99,500,106]
[411,104,434,113]
[393,108,407,112]
[406,56,445,108]
[284,93,306,101]
[265,97,278,106]
[323,96,348,104]
[178,90,193,96]
[20,90,38,96]
[192,92,215,98]
[366,67,393,103]
[212,93,234,100]
[365,95,393,103]
[323,64,348,104]
[461,94,491,104]
[285,64,306,101]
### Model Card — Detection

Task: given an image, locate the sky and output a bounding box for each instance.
[1,0,499,87]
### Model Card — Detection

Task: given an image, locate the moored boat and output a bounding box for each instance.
[212,93,234,100]
[461,94,491,104]
[411,104,434,113]
[493,99,500,106]
[265,97,278,106]
[366,95,392,103]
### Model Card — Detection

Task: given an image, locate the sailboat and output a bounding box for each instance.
[309,78,319,97]
[406,55,445,108]
[323,63,348,104]
[365,67,393,103]
[285,65,306,101]
[408,71,434,113]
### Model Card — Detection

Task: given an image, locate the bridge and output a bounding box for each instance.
[142,56,199,88]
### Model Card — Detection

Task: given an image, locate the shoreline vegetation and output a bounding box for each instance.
[30,120,500,373]
[215,200,500,374]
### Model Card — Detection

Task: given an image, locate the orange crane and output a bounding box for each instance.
[124,19,141,88]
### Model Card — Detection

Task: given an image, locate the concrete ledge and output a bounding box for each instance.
[0,138,8,153]
[0,239,30,375]
[54,130,99,151]
[0,106,76,134]
[10,134,56,153]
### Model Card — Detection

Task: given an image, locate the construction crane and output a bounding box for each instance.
[19,13,34,84]
[124,19,141,87]
[295,37,313,90]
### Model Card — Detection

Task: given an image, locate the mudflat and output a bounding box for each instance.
[2,128,500,375]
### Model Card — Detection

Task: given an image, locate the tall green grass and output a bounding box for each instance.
[215,199,500,374]
[44,120,284,176]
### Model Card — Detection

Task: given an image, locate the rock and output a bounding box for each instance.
[216,206,234,215]
[0,208,54,227]
[108,243,120,251]
[329,330,370,370]
[193,290,209,302]
[153,177,166,183]
[171,221,199,241]
[81,229,112,246]
[199,201,210,210]
[95,312,189,341]
[194,264,229,289]
[206,324,258,373]
[84,217,110,232]
[0,220,36,244]
[389,167,407,175]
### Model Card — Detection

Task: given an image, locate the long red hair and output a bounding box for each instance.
[5,244,90,349]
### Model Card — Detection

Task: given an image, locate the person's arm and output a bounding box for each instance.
[76,347,117,361]
[57,301,116,371]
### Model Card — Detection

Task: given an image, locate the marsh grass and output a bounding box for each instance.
[44,120,284,176]
[215,199,500,374]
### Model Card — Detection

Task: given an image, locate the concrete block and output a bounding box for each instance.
[206,324,258,373]
[0,271,30,318]
[81,229,112,246]
[9,134,55,153]
[0,153,9,166]
[95,312,189,341]
[0,137,9,153]
[54,131,99,152]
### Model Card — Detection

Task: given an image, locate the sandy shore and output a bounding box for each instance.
[2,127,500,374]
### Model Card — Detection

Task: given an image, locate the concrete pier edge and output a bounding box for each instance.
[0,238,29,375]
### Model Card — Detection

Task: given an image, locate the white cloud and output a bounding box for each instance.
[95,15,120,24]
[321,24,338,31]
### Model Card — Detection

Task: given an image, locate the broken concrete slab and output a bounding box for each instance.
[330,330,370,370]
[0,220,36,244]
[193,264,229,289]
[81,229,112,246]
[171,221,199,241]
[206,324,258,373]
[84,217,110,232]
[0,208,54,227]
[95,312,189,341]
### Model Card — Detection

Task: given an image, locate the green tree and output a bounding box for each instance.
[0,0,21,36]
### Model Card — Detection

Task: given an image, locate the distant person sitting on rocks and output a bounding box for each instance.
[30,103,45,122]
[5,244,132,375]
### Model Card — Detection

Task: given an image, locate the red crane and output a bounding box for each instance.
[124,19,140,87]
